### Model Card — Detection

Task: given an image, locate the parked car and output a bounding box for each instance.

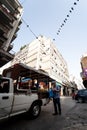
[75,89,87,103]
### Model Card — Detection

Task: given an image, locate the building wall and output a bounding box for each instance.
[12,44,28,64]
[80,53,87,88]
[12,35,70,93]
[80,54,87,80]
[0,0,23,67]
[81,56,87,69]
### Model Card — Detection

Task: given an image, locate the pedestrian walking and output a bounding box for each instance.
[52,82,61,115]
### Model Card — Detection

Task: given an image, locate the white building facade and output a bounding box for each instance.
[12,35,70,95]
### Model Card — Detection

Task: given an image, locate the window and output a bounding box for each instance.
[39,65,42,69]
[52,67,53,69]
[0,79,9,93]
[84,90,87,95]
[40,58,42,61]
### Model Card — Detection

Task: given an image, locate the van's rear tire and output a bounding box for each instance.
[28,102,41,119]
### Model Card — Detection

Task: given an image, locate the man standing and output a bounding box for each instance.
[52,82,61,115]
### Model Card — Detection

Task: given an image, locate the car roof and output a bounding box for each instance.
[78,89,87,93]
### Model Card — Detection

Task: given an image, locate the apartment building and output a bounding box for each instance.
[0,0,23,67]
[12,35,70,95]
[80,53,87,88]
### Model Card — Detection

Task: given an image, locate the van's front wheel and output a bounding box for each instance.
[29,102,41,119]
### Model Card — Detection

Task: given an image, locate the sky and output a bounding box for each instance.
[13,0,87,80]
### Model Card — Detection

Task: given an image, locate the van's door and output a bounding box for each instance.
[0,78,13,119]
[12,90,38,114]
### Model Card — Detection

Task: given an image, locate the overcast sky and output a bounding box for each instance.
[13,0,87,80]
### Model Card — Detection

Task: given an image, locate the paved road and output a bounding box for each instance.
[0,96,87,130]
[63,100,87,130]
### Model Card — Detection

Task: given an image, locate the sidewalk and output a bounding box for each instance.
[60,96,71,98]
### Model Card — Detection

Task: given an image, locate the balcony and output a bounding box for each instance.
[0,48,14,67]
[8,0,22,13]
[0,39,4,48]
[7,44,13,52]
[0,36,6,43]
[0,0,16,14]
[11,33,17,43]
[0,0,23,67]
[0,5,13,22]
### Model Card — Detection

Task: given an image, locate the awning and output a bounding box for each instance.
[3,63,55,82]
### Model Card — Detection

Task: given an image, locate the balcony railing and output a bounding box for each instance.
[0,5,12,22]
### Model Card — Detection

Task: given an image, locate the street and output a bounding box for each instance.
[0,97,87,130]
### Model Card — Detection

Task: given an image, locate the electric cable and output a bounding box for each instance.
[55,0,80,39]
[21,18,38,39]
[20,0,80,41]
